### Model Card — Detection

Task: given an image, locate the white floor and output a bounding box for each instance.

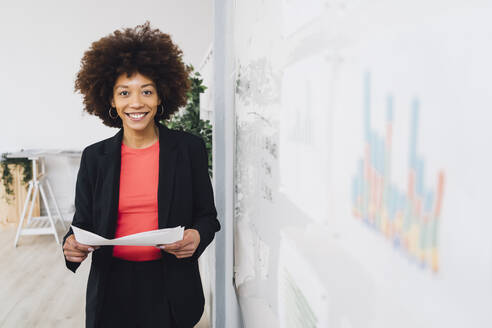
[0,227,209,328]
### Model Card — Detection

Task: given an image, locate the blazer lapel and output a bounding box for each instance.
[101,123,179,239]
[101,128,122,239]
[156,123,179,229]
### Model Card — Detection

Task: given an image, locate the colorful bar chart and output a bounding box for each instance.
[351,73,445,272]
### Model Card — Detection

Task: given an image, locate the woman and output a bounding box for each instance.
[61,22,220,328]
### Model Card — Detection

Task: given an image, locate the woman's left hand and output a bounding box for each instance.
[156,229,200,259]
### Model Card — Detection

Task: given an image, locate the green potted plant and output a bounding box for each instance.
[0,154,32,204]
[164,64,213,176]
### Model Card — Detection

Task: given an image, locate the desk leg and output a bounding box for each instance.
[14,181,33,247]
[26,181,39,226]
[39,183,60,245]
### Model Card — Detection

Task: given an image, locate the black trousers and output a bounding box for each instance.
[98,257,177,328]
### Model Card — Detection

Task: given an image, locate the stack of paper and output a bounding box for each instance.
[71,225,184,246]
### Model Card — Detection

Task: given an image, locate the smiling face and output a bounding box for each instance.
[111,72,161,133]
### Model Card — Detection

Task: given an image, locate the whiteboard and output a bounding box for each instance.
[233,0,492,327]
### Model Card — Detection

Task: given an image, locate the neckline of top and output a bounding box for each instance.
[121,139,159,153]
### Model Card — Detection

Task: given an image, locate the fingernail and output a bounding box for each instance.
[88,247,94,252]
[160,246,165,249]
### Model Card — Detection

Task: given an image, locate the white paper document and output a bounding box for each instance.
[71,225,185,246]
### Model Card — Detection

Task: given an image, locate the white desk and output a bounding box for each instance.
[7,149,81,246]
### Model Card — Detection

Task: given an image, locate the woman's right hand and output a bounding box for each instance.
[63,234,100,263]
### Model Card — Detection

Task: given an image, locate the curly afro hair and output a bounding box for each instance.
[75,21,191,128]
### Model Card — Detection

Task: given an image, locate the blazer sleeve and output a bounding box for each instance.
[190,138,221,261]
[61,148,93,273]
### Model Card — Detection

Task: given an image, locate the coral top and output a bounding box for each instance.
[112,139,162,261]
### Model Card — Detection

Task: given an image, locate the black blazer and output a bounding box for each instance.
[62,122,221,328]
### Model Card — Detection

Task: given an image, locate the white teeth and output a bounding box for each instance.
[129,113,145,119]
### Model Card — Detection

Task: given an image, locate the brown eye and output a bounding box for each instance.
[119,90,129,96]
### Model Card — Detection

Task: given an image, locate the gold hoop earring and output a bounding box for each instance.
[109,107,118,119]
